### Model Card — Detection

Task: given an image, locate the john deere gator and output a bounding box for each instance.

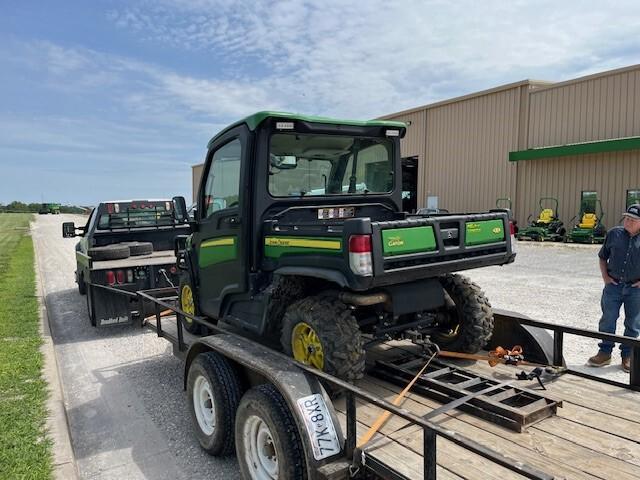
[172,112,516,382]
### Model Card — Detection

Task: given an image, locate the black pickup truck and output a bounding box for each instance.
[63,200,189,326]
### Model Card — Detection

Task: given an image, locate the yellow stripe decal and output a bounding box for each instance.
[264,237,341,250]
[202,237,235,248]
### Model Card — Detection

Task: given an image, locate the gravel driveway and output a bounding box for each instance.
[33,215,631,478]
[33,214,241,480]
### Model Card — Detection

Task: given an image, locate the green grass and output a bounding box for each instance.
[0,214,52,480]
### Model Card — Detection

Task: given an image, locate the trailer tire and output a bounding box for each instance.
[179,275,202,334]
[281,296,365,383]
[119,241,154,256]
[235,384,306,480]
[187,352,242,456]
[86,285,96,327]
[87,244,130,261]
[434,274,494,353]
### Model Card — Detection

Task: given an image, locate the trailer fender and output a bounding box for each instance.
[184,334,345,479]
[489,309,560,366]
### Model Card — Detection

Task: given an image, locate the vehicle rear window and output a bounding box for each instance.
[97,203,175,229]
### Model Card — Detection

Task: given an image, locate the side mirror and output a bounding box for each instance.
[172,196,189,223]
[62,222,77,238]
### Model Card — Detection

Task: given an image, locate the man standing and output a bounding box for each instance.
[588,204,640,372]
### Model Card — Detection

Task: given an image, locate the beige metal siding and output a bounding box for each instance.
[421,86,523,212]
[395,110,427,159]
[192,163,204,203]
[528,68,640,147]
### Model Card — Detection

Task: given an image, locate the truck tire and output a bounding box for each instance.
[86,285,96,327]
[87,244,130,261]
[281,296,365,383]
[120,241,154,256]
[434,274,494,353]
[187,352,242,456]
[78,271,87,295]
[266,276,307,335]
[179,274,202,334]
[235,384,305,480]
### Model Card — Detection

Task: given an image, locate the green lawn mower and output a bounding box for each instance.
[516,197,566,242]
[566,199,607,244]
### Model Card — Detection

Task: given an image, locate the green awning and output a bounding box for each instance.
[509,136,640,161]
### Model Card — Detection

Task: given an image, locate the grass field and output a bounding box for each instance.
[0,214,52,479]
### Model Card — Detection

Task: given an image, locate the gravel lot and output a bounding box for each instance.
[34,215,631,478]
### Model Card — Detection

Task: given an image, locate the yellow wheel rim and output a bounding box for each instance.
[181,285,195,323]
[291,322,324,370]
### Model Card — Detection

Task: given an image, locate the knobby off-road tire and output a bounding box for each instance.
[87,244,130,261]
[235,384,306,480]
[179,273,202,334]
[187,352,243,456]
[434,274,494,353]
[281,295,365,383]
[119,241,153,256]
[266,276,307,335]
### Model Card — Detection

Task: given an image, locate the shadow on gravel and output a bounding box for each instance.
[64,348,241,479]
[45,288,147,345]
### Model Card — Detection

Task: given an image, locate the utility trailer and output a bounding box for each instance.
[130,287,640,480]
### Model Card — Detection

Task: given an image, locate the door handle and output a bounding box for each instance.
[227,216,241,225]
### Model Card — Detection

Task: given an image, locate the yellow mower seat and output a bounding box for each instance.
[579,213,597,228]
[537,209,554,224]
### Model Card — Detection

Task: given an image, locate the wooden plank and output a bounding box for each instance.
[357,376,640,479]
[333,411,464,479]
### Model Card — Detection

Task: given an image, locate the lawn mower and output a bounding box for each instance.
[566,199,607,244]
[516,197,565,242]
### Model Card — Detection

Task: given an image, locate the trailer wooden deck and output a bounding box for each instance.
[146,315,640,480]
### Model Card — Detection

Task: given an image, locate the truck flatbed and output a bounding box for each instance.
[144,313,640,480]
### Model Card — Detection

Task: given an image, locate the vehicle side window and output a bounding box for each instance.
[84,209,96,235]
[202,139,242,219]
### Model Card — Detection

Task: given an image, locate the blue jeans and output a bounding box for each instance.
[598,283,640,358]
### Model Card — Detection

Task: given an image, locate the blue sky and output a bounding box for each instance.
[2,0,640,205]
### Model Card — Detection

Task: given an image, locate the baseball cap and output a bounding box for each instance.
[623,203,640,220]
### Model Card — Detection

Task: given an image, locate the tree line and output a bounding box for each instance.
[0,201,86,214]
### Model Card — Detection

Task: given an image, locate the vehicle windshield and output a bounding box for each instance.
[268,133,393,197]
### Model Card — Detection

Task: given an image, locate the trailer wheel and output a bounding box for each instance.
[87,244,130,261]
[86,285,96,327]
[179,275,202,334]
[187,352,242,456]
[434,274,494,353]
[281,296,365,382]
[235,384,306,480]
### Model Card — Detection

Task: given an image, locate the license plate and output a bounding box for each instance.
[296,394,341,460]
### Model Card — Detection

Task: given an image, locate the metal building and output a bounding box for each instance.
[381,64,640,226]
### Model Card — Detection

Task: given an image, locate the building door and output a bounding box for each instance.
[402,156,418,213]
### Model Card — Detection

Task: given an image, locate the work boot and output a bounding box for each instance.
[587,352,611,367]
[622,357,631,373]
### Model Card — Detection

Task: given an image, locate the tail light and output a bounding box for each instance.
[127,269,134,283]
[116,270,125,284]
[509,221,517,253]
[509,221,515,236]
[106,271,115,285]
[349,235,373,276]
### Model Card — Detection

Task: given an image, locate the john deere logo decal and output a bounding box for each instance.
[492,227,502,234]
[387,236,404,247]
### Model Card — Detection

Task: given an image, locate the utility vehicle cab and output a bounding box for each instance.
[173,112,515,382]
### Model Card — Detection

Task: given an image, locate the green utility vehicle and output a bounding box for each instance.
[516,197,566,242]
[566,198,607,244]
[172,112,516,382]
[39,202,61,214]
